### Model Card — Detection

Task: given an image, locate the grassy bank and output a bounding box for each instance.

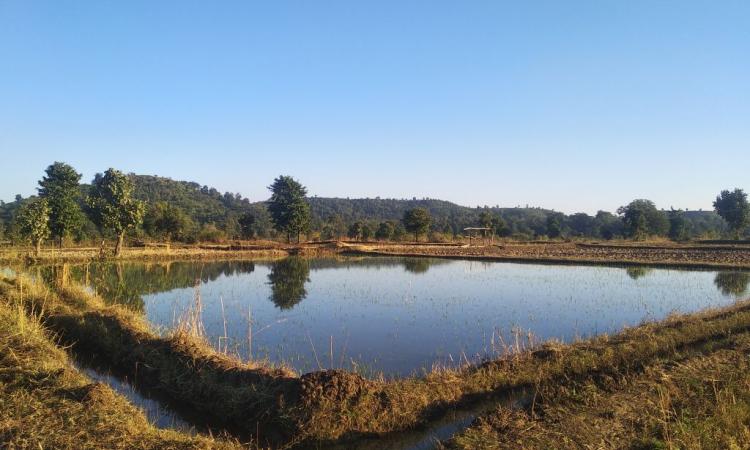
[346,241,750,270]
[0,245,290,264]
[4,270,750,448]
[0,282,241,449]
[444,330,750,449]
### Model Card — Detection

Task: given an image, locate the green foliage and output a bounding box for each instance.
[566,213,597,237]
[37,162,84,245]
[478,211,493,228]
[595,211,624,240]
[546,212,564,238]
[347,221,365,241]
[403,207,431,241]
[267,176,311,242]
[617,199,669,239]
[143,202,193,242]
[668,209,691,241]
[197,223,225,243]
[375,221,395,241]
[361,223,373,241]
[714,188,750,238]
[14,198,50,253]
[238,211,256,239]
[87,169,145,255]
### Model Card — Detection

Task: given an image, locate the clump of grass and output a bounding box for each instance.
[0,283,240,449]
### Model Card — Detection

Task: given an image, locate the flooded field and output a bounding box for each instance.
[62,257,749,377]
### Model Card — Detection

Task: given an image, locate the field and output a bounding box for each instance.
[4,239,750,269]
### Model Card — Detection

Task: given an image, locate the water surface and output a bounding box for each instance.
[68,257,750,377]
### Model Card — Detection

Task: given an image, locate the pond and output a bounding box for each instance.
[65,257,750,377]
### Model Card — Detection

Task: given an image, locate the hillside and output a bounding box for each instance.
[0,174,730,242]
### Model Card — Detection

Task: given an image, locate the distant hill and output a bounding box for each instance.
[0,173,730,242]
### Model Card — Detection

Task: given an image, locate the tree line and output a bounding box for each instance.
[1,163,749,256]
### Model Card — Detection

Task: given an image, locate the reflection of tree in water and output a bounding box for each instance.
[402,258,432,274]
[267,257,310,310]
[714,272,750,297]
[625,267,653,280]
[62,261,256,311]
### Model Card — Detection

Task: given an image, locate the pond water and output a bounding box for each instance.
[66,257,750,377]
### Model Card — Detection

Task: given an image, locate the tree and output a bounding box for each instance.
[375,221,395,241]
[14,198,50,256]
[567,213,596,237]
[713,189,750,239]
[37,162,84,247]
[478,211,493,228]
[546,213,565,239]
[617,200,668,240]
[267,176,311,243]
[347,221,364,241]
[594,211,622,240]
[238,211,257,239]
[403,207,431,242]
[668,209,691,241]
[143,202,192,246]
[361,223,373,241]
[87,169,146,257]
[491,215,510,238]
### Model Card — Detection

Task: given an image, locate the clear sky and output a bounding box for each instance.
[1,1,748,214]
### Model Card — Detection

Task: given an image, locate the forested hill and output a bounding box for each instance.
[0,173,729,241]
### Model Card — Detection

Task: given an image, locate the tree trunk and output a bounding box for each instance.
[34,239,41,257]
[415,232,418,242]
[115,232,125,257]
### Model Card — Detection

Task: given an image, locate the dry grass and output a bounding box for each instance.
[444,333,750,450]
[348,241,750,270]
[0,244,289,264]
[0,282,241,449]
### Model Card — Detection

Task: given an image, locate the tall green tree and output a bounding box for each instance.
[617,199,668,239]
[546,212,565,239]
[668,209,691,241]
[403,207,431,242]
[14,198,50,256]
[478,211,493,228]
[238,211,257,239]
[88,169,146,257]
[713,189,750,239]
[375,221,395,241]
[347,221,364,241]
[37,162,84,247]
[144,202,192,246]
[267,176,311,243]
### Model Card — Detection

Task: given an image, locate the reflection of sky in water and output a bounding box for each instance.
[117,258,743,377]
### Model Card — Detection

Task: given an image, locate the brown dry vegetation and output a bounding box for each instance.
[5,239,750,270]
[347,241,750,269]
[4,270,750,448]
[444,328,750,449]
[0,281,240,450]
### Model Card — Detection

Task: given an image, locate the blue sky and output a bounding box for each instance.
[1,1,748,214]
